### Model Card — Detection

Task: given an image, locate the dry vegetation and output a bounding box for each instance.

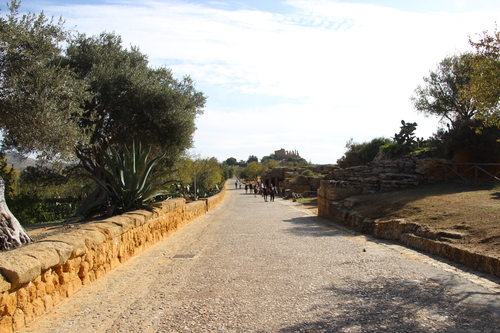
[295,183,500,258]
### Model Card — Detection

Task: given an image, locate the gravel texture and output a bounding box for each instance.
[18,183,500,333]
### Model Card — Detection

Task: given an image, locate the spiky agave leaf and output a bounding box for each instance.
[86,141,179,215]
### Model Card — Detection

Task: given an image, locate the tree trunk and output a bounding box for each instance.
[0,176,32,251]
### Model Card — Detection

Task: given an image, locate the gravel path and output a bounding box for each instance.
[19,183,500,332]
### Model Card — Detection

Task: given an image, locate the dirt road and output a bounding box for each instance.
[18,182,500,332]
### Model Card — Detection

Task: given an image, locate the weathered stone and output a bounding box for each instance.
[0,274,11,293]
[3,292,16,316]
[36,241,73,265]
[12,308,25,331]
[0,314,12,333]
[0,252,41,288]
[14,243,61,271]
[343,198,361,209]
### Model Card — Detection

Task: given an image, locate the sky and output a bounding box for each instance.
[3,0,500,164]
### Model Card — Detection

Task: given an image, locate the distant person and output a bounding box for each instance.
[235,181,238,189]
[263,187,268,202]
[269,185,275,202]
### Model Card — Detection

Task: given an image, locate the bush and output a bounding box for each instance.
[430,120,500,162]
[8,191,81,224]
[337,137,392,168]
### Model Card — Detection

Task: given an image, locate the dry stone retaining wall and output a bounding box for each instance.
[318,198,500,278]
[318,158,500,278]
[0,188,226,333]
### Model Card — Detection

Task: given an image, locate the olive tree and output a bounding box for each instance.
[411,53,477,129]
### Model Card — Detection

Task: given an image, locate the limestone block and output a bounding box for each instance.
[0,252,41,288]
[59,272,70,285]
[106,215,135,233]
[0,274,11,293]
[42,294,54,312]
[14,243,61,271]
[23,302,34,324]
[123,210,150,228]
[416,158,448,180]
[35,280,46,299]
[36,241,73,266]
[12,308,25,331]
[78,261,90,279]
[2,292,16,316]
[40,232,87,259]
[16,287,28,310]
[27,282,36,302]
[0,315,12,333]
[75,228,107,251]
[343,198,361,209]
[31,298,45,317]
[45,279,55,295]
[86,221,123,240]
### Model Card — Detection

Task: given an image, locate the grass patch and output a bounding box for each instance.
[295,197,318,206]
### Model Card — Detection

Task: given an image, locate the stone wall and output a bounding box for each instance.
[260,165,334,197]
[317,157,500,278]
[318,198,500,278]
[319,158,447,201]
[0,187,226,332]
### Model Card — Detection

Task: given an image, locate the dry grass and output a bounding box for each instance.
[349,182,500,258]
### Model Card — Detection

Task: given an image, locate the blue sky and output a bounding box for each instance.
[3,0,500,164]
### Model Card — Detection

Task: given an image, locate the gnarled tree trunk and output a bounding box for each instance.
[0,176,32,251]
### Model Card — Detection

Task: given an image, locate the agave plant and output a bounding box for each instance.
[87,142,178,215]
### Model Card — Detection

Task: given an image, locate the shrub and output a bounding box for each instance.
[337,137,392,168]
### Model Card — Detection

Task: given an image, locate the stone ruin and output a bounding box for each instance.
[260,157,448,199]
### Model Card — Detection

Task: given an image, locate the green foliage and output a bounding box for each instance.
[173,156,225,200]
[8,191,79,224]
[428,119,500,162]
[0,153,18,199]
[0,1,89,160]
[5,162,92,224]
[225,157,237,166]
[1,1,205,169]
[379,121,428,158]
[67,32,206,169]
[239,161,268,180]
[301,169,317,177]
[261,154,278,163]
[411,53,477,129]
[466,28,500,127]
[393,120,418,146]
[264,159,279,169]
[86,142,178,215]
[337,137,392,168]
[247,155,259,164]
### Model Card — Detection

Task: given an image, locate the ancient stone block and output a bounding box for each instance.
[12,308,25,331]
[0,253,41,288]
[0,315,12,333]
[16,288,28,310]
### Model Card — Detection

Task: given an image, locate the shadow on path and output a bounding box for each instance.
[276,276,500,333]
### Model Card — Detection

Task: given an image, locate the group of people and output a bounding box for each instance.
[237,180,277,202]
